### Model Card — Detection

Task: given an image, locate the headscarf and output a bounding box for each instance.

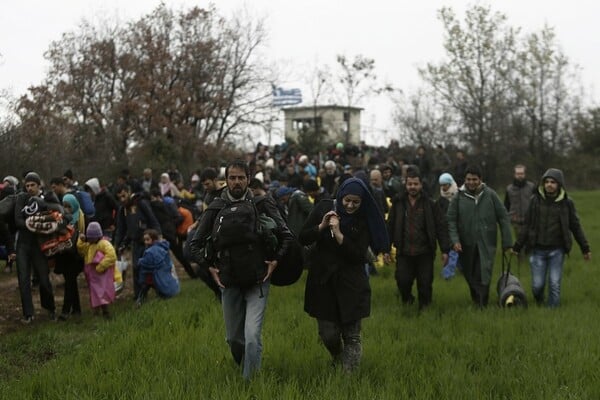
[62,193,85,232]
[159,173,172,197]
[439,173,458,200]
[62,194,80,225]
[335,177,390,254]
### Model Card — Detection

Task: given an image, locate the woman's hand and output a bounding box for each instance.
[328,214,340,233]
[319,211,338,231]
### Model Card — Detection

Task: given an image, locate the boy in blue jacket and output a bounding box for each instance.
[136,229,180,306]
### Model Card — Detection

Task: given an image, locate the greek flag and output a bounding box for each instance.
[272,86,302,107]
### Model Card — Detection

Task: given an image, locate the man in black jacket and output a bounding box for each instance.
[386,167,450,310]
[513,168,591,307]
[14,172,58,323]
[189,160,293,380]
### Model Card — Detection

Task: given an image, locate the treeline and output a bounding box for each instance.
[1,4,599,187]
[0,5,272,183]
[393,5,600,187]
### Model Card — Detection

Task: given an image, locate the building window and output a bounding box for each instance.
[292,117,322,131]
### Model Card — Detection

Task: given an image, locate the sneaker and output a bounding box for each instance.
[21,315,34,324]
[49,311,57,321]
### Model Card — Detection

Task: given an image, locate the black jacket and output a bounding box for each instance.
[114,196,161,247]
[299,199,371,324]
[387,193,451,255]
[188,189,294,286]
[513,189,590,255]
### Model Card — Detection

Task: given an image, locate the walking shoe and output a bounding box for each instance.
[21,315,34,324]
[49,311,57,321]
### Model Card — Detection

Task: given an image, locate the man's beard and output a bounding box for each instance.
[230,186,245,199]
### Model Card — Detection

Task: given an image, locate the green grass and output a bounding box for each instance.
[1,191,600,399]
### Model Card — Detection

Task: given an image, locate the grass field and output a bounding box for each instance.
[1,191,599,399]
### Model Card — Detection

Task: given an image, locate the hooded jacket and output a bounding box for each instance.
[137,240,180,298]
[513,169,590,255]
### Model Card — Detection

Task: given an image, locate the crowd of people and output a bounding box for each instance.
[0,140,592,380]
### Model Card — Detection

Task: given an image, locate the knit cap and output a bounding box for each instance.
[24,172,41,185]
[86,222,103,240]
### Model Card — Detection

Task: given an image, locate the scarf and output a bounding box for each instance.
[335,178,390,254]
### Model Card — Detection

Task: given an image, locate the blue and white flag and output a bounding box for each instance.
[272,86,302,107]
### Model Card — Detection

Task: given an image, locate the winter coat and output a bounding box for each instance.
[387,193,451,255]
[137,240,180,298]
[150,200,178,243]
[91,190,120,231]
[299,199,371,324]
[114,196,161,248]
[513,187,589,255]
[188,189,294,284]
[504,180,536,225]
[77,237,117,273]
[447,185,512,285]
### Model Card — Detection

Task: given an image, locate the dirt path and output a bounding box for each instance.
[0,264,136,334]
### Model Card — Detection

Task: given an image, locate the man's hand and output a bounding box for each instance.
[208,266,225,288]
[584,252,592,261]
[453,243,462,252]
[263,260,278,282]
[383,253,392,264]
[441,253,448,266]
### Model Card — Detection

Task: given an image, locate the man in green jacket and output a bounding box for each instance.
[447,165,513,307]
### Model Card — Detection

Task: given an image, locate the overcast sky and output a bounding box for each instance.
[1,0,599,145]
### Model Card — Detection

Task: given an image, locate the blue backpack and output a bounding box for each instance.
[74,190,95,217]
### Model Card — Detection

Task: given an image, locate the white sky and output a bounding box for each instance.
[1,0,600,146]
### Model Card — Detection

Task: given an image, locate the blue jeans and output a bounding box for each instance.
[221,281,270,379]
[530,248,565,307]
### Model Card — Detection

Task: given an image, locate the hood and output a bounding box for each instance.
[85,178,101,195]
[541,168,565,188]
[156,240,170,252]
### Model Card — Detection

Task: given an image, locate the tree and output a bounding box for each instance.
[420,5,519,182]
[335,54,382,145]
[392,88,455,147]
[12,4,275,180]
[514,25,580,170]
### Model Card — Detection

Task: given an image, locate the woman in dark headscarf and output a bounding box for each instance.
[299,177,390,372]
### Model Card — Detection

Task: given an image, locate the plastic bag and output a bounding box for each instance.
[441,250,460,280]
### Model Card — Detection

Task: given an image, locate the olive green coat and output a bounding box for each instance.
[447,185,512,285]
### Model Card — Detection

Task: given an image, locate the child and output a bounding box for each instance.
[136,229,180,306]
[77,222,117,318]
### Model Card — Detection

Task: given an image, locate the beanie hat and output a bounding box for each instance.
[86,222,103,240]
[438,173,455,185]
[24,172,41,185]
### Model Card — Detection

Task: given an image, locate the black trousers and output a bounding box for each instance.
[395,253,434,308]
[55,251,83,315]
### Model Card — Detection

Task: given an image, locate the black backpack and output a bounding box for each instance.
[211,198,268,288]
